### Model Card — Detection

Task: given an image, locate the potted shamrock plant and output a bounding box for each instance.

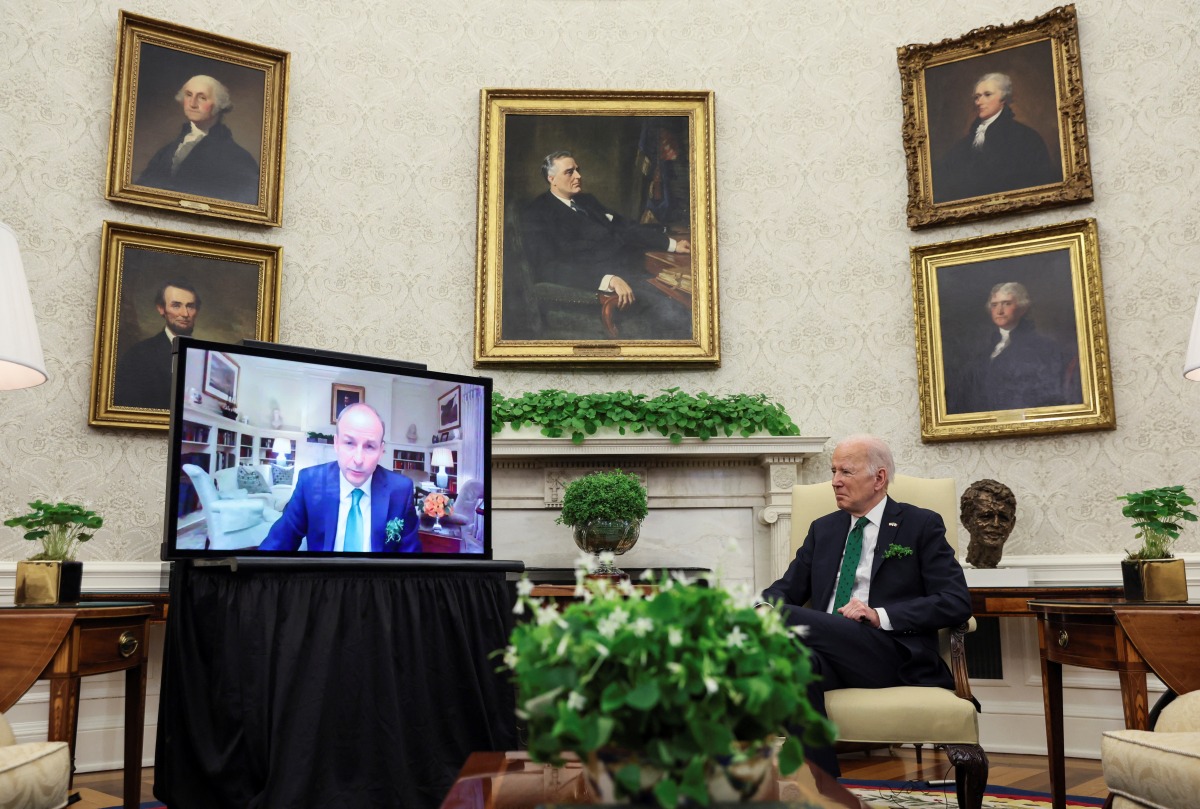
[5,499,103,604]
[1116,485,1196,601]
[556,469,648,579]
[501,568,834,807]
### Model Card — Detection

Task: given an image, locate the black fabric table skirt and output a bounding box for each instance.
[154,563,517,809]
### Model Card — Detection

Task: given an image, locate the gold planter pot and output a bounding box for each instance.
[14,560,84,605]
[1121,558,1188,602]
[15,560,63,605]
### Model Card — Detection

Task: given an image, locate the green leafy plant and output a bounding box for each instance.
[556,470,648,528]
[491,388,800,444]
[4,500,103,562]
[1117,485,1198,560]
[306,431,333,441]
[499,572,833,808]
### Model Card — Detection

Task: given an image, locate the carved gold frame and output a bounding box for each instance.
[474,88,719,365]
[911,218,1115,442]
[105,11,290,226]
[89,221,281,431]
[898,5,1093,229]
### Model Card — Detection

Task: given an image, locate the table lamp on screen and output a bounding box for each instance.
[0,222,48,391]
[431,447,453,490]
[271,438,291,466]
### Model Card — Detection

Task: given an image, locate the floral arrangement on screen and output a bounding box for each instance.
[423,492,451,519]
[498,558,833,808]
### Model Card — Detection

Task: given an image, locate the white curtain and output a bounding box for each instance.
[460,385,485,488]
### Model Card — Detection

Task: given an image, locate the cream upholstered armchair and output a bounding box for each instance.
[1102,692,1200,809]
[788,474,986,809]
[0,713,69,809]
[1101,607,1200,809]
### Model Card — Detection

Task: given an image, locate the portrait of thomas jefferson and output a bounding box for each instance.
[938,258,1083,417]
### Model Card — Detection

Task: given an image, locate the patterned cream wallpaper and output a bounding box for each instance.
[2,0,1199,562]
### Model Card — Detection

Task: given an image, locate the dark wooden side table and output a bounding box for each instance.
[0,602,154,809]
[1029,597,1200,809]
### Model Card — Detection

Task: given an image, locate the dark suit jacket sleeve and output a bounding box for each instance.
[521,192,669,290]
[872,508,971,633]
[761,520,820,607]
[258,466,316,551]
[377,472,420,553]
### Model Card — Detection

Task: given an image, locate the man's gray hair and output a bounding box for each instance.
[987,281,1031,312]
[837,434,895,482]
[541,150,574,182]
[976,72,1013,103]
[337,402,386,441]
[175,75,233,114]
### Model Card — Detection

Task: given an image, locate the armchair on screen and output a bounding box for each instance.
[183,464,280,551]
[441,478,484,544]
[788,474,986,809]
[502,201,618,340]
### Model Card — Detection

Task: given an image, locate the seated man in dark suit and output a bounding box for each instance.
[259,403,420,552]
[759,434,972,777]
[520,150,692,340]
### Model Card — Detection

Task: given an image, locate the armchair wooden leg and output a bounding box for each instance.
[599,294,619,338]
[944,743,987,809]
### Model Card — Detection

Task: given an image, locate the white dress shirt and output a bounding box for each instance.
[824,496,894,630]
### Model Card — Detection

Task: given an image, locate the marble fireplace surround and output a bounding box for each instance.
[488,433,829,591]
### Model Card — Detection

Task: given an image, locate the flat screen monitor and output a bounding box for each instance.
[162,337,494,562]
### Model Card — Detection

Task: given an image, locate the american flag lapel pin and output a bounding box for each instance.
[888,522,898,527]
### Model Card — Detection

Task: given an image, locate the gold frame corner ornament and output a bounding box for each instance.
[910,217,1114,442]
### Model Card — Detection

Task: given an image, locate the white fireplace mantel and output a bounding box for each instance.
[489,432,830,589]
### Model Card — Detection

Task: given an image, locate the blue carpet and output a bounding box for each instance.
[842,778,1106,807]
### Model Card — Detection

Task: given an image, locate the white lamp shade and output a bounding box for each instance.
[430,448,453,469]
[271,438,290,457]
[0,222,47,390]
[1186,289,1200,381]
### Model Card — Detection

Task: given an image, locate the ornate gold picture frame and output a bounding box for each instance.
[910,218,1114,442]
[89,222,281,430]
[474,88,718,366]
[105,11,290,226]
[898,5,1092,229]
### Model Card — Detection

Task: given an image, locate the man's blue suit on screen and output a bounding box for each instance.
[258,462,420,553]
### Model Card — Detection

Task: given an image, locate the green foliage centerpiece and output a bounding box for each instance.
[501,569,833,807]
[1116,485,1196,601]
[557,470,649,579]
[491,388,800,444]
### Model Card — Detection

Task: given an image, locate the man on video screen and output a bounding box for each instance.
[258,403,420,552]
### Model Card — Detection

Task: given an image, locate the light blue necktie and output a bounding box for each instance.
[833,516,870,611]
[345,488,364,552]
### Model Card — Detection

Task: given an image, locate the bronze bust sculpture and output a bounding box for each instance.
[959,479,1016,568]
